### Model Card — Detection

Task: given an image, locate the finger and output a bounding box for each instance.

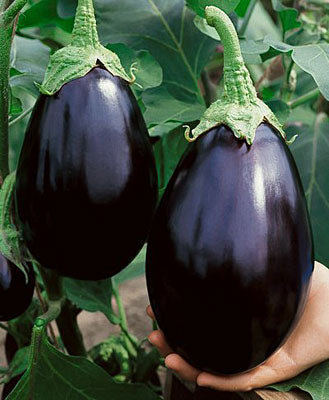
[197,363,280,392]
[165,353,201,382]
[146,305,155,320]
[148,330,173,357]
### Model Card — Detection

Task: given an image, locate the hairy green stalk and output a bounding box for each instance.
[40,0,133,95]
[185,6,287,145]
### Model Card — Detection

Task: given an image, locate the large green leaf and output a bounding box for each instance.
[18,0,74,32]
[143,87,205,130]
[106,44,163,90]
[265,37,329,101]
[287,114,329,266]
[185,0,240,17]
[113,247,147,285]
[63,278,120,324]
[7,327,160,400]
[95,0,217,104]
[271,0,301,34]
[10,36,50,97]
[153,127,190,197]
[270,360,329,400]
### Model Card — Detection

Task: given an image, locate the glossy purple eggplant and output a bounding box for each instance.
[15,67,157,280]
[146,123,313,375]
[0,255,35,321]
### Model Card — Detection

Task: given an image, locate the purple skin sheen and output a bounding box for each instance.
[146,123,313,375]
[16,67,158,280]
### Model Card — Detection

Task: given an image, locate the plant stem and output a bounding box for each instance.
[288,88,320,109]
[205,6,258,105]
[281,57,295,102]
[56,300,87,357]
[112,281,138,358]
[0,0,26,183]
[9,104,34,126]
[71,0,99,47]
[35,300,62,327]
[0,18,12,182]
[239,0,257,36]
[37,265,87,356]
[2,0,26,25]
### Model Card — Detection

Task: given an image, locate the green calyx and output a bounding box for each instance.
[0,172,32,281]
[185,6,287,145]
[39,0,133,96]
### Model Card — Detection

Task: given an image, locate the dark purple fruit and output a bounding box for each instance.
[0,255,35,321]
[146,123,313,374]
[15,67,157,280]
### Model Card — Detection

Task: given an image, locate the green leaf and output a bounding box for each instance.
[235,0,251,17]
[185,0,240,17]
[143,87,205,129]
[63,278,120,324]
[10,36,50,97]
[265,37,329,101]
[271,0,301,34]
[0,173,30,277]
[2,347,29,383]
[270,360,329,400]
[9,90,22,116]
[287,114,329,266]
[96,0,217,104]
[113,247,146,285]
[153,127,189,197]
[266,99,290,124]
[7,327,160,400]
[57,0,77,18]
[18,0,74,33]
[107,44,163,90]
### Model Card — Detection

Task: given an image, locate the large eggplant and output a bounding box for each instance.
[0,255,35,321]
[15,67,158,280]
[146,123,314,374]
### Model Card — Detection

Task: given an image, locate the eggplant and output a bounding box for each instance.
[15,67,158,280]
[146,123,314,374]
[0,255,35,321]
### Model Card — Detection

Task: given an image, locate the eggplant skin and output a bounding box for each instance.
[15,67,158,280]
[146,123,314,375]
[0,256,35,321]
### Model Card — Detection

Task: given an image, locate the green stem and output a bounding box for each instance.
[9,104,34,126]
[205,6,257,105]
[37,265,87,356]
[112,281,138,358]
[0,19,12,182]
[281,58,295,102]
[71,0,99,47]
[35,300,62,327]
[288,88,320,109]
[56,300,87,357]
[239,0,257,36]
[37,265,63,302]
[2,0,26,25]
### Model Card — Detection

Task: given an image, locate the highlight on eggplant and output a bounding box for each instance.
[146,7,314,375]
[15,67,158,280]
[14,0,158,280]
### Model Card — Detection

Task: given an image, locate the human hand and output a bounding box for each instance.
[147,261,329,392]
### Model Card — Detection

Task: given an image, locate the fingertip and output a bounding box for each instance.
[146,305,155,319]
[165,353,181,370]
[148,330,162,345]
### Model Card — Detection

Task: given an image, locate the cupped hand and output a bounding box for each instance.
[147,261,329,392]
